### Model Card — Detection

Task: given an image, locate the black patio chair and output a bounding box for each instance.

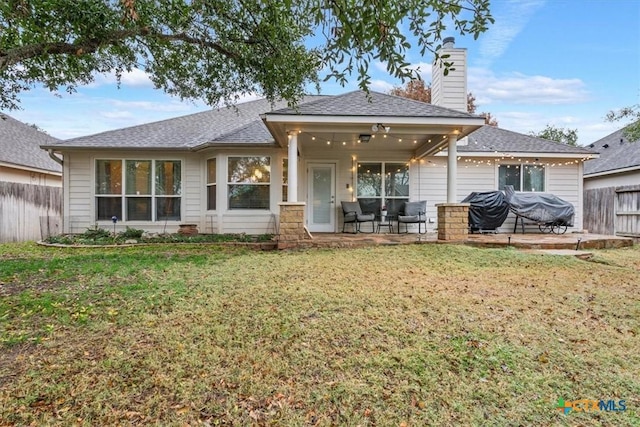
[397,201,427,234]
[341,201,375,233]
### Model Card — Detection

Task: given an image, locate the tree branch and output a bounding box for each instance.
[0,28,244,71]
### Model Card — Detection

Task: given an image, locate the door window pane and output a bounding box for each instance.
[311,166,332,223]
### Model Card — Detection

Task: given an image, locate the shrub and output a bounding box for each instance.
[82,225,111,240]
[119,227,144,239]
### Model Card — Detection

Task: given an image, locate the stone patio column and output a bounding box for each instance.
[287,132,298,202]
[278,202,306,249]
[436,203,470,241]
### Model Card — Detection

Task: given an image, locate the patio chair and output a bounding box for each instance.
[341,201,375,233]
[397,201,427,234]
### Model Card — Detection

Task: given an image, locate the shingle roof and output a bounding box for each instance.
[459,125,597,155]
[44,96,324,150]
[0,114,62,173]
[583,126,640,175]
[269,90,476,118]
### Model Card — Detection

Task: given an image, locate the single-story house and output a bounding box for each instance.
[584,126,640,236]
[41,39,596,242]
[0,114,62,186]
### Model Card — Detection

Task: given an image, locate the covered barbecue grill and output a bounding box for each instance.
[461,191,510,233]
[504,185,575,234]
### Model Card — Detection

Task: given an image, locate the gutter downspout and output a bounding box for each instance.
[48,149,63,165]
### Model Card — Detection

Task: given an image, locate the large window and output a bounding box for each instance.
[228,156,270,209]
[95,159,182,221]
[207,158,216,210]
[498,164,545,192]
[357,162,409,214]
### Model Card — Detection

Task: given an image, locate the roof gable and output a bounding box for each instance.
[269,90,476,118]
[583,126,640,175]
[0,114,62,173]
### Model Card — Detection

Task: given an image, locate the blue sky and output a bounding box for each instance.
[7,0,640,145]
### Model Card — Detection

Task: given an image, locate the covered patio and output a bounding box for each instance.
[261,91,486,249]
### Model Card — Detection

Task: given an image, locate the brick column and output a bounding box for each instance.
[278,202,306,249]
[436,203,470,241]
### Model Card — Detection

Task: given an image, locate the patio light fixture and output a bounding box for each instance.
[371,123,391,133]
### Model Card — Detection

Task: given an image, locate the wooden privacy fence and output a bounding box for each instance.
[0,182,62,243]
[584,184,640,237]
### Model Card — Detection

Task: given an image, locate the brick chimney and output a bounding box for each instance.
[431,37,468,113]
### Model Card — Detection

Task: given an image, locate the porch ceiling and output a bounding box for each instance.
[262,116,484,158]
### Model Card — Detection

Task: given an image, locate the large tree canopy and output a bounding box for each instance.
[530,124,578,147]
[0,0,493,110]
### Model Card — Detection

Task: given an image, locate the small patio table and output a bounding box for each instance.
[376,214,395,234]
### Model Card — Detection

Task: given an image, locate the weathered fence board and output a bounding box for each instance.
[583,186,615,235]
[584,185,640,237]
[616,186,640,237]
[0,181,62,242]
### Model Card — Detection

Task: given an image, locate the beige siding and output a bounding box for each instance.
[431,48,467,113]
[62,147,585,236]
[584,170,640,190]
[66,151,92,233]
[0,165,61,187]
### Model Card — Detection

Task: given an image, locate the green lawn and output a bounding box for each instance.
[0,243,638,426]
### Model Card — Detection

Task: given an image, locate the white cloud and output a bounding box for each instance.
[108,99,195,113]
[370,79,395,93]
[87,68,153,88]
[469,68,589,106]
[478,0,546,66]
[100,111,135,120]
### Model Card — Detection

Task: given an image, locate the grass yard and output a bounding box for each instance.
[0,242,638,426]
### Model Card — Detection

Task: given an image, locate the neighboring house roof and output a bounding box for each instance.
[459,126,597,155]
[268,90,476,118]
[0,113,62,173]
[583,127,640,176]
[43,96,326,150]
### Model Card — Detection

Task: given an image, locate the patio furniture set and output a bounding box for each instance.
[341,201,427,234]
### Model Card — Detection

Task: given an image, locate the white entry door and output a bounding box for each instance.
[307,163,336,232]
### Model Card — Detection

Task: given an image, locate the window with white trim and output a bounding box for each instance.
[227,156,270,209]
[498,164,545,192]
[95,159,182,221]
[207,158,216,210]
[356,162,409,214]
